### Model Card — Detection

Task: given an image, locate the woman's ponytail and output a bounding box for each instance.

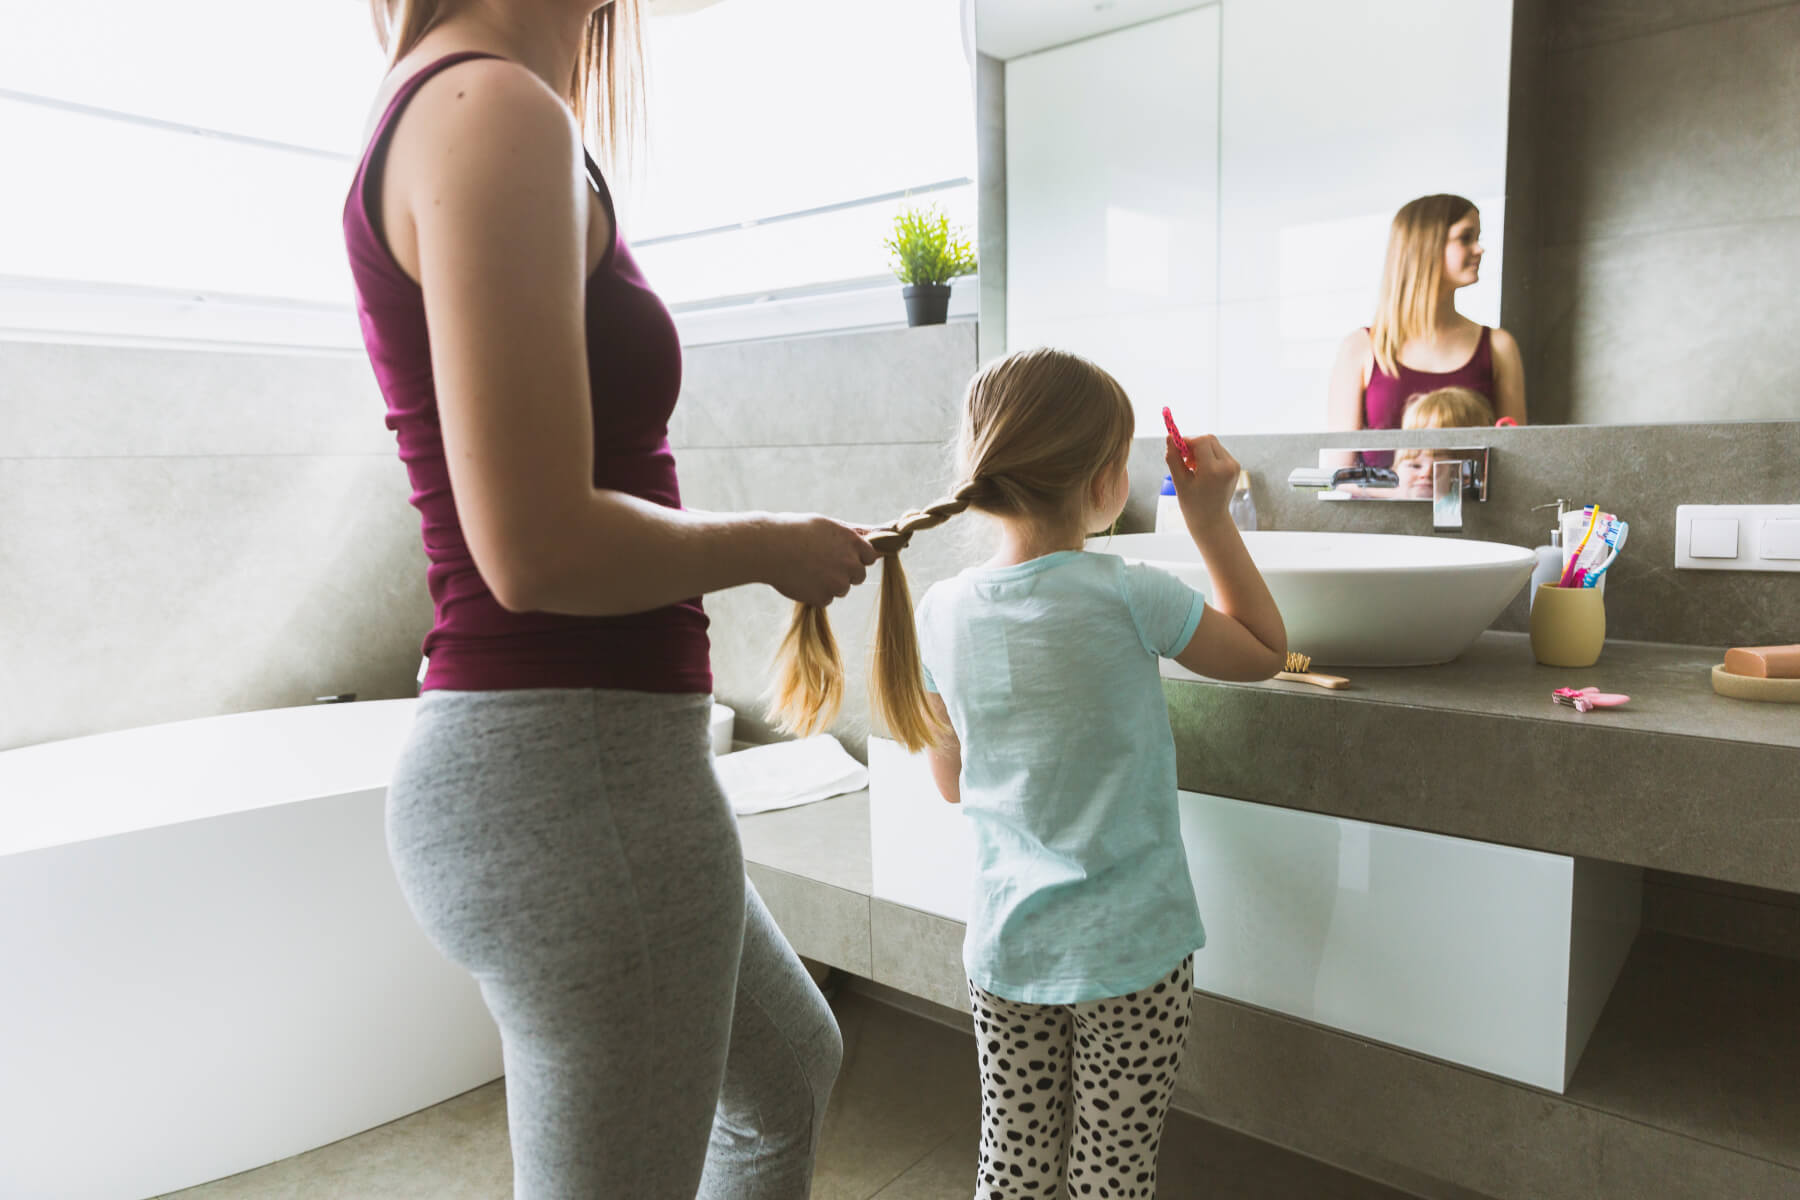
[767,487,979,750]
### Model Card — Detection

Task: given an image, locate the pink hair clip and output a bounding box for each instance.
[1552,686,1629,713]
[1495,416,1519,427]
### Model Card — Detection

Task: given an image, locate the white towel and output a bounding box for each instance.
[714,735,870,816]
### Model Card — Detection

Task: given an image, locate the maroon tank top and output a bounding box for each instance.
[1362,325,1495,430]
[343,52,710,695]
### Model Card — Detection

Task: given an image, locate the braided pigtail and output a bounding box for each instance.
[766,484,981,745]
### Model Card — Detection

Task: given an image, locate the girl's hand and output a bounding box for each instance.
[760,514,879,607]
[1164,432,1239,528]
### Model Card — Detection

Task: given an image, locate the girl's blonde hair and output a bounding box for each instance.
[1402,386,1495,430]
[367,0,646,180]
[769,347,1137,752]
[1369,194,1478,378]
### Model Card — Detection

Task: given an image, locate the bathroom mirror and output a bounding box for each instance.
[969,0,1800,434]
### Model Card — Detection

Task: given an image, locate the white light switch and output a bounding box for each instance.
[1690,518,1739,558]
[1676,505,1800,573]
[1764,520,1800,561]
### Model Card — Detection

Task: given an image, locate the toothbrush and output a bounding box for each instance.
[1579,521,1629,587]
[1559,506,1602,587]
[1162,407,1194,469]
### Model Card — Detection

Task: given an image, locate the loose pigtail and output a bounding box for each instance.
[768,604,845,737]
[766,487,979,747]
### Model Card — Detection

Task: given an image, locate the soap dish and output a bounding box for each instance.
[1711,664,1800,704]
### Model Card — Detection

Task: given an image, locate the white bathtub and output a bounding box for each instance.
[0,701,502,1200]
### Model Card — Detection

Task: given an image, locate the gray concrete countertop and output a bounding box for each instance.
[1162,631,1800,892]
[1164,630,1800,749]
[737,790,872,895]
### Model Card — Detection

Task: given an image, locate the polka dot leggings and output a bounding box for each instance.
[968,956,1195,1199]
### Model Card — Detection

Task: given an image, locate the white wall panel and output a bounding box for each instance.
[1005,7,1222,437]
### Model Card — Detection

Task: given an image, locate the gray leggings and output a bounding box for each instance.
[386,687,841,1199]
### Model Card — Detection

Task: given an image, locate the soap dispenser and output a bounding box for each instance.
[1529,500,1569,608]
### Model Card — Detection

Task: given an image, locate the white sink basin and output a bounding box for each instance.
[1094,531,1536,667]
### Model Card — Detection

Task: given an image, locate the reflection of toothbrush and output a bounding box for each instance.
[1162,407,1194,468]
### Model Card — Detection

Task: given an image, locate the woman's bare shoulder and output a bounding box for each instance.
[388,54,576,165]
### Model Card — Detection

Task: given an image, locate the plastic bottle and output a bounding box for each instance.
[1156,475,1182,534]
[1229,470,1258,532]
[1529,500,1569,609]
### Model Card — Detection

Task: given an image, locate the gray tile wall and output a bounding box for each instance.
[1528,0,1800,425]
[1,341,429,751]
[674,323,981,755]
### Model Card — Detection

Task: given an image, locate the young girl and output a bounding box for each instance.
[775,347,1286,1198]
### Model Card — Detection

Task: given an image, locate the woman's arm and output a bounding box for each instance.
[1490,327,1528,425]
[386,61,873,614]
[924,693,961,804]
[1327,328,1371,431]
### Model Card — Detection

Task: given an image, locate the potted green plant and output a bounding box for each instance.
[883,204,978,327]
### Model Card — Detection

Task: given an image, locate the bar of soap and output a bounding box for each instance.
[1723,644,1800,679]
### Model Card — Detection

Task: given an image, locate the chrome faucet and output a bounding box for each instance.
[1290,447,1491,534]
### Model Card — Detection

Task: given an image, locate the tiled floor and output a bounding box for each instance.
[164,987,1419,1199]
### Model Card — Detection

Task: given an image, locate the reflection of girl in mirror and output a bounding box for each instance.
[1394,386,1496,497]
[1328,194,1527,436]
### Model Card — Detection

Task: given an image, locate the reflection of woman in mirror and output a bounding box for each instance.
[1328,194,1526,437]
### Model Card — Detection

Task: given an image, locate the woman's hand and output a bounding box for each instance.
[760,515,880,607]
[1164,433,1239,528]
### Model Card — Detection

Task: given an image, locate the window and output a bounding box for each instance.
[632,0,978,338]
[0,0,975,351]
[0,2,382,350]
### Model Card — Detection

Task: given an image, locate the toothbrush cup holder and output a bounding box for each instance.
[1530,583,1606,668]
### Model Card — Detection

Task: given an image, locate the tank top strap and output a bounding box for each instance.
[1471,325,1494,371]
[361,51,505,175]
[347,51,506,279]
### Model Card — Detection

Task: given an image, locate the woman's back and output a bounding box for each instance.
[343,51,710,695]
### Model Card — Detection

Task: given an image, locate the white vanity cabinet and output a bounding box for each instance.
[869,735,1640,1093]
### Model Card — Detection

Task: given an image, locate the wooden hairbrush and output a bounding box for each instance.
[1275,651,1349,689]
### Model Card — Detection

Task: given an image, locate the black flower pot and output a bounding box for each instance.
[901,283,952,327]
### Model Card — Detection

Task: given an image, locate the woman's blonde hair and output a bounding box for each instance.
[769,348,1137,752]
[1402,386,1495,430]
[1369,194,1477,378]
[367,0,646,179]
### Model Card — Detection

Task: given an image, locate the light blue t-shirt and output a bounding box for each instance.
[917,549,1209,1005]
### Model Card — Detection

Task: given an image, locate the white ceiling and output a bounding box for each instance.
[974,0,1215,60]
